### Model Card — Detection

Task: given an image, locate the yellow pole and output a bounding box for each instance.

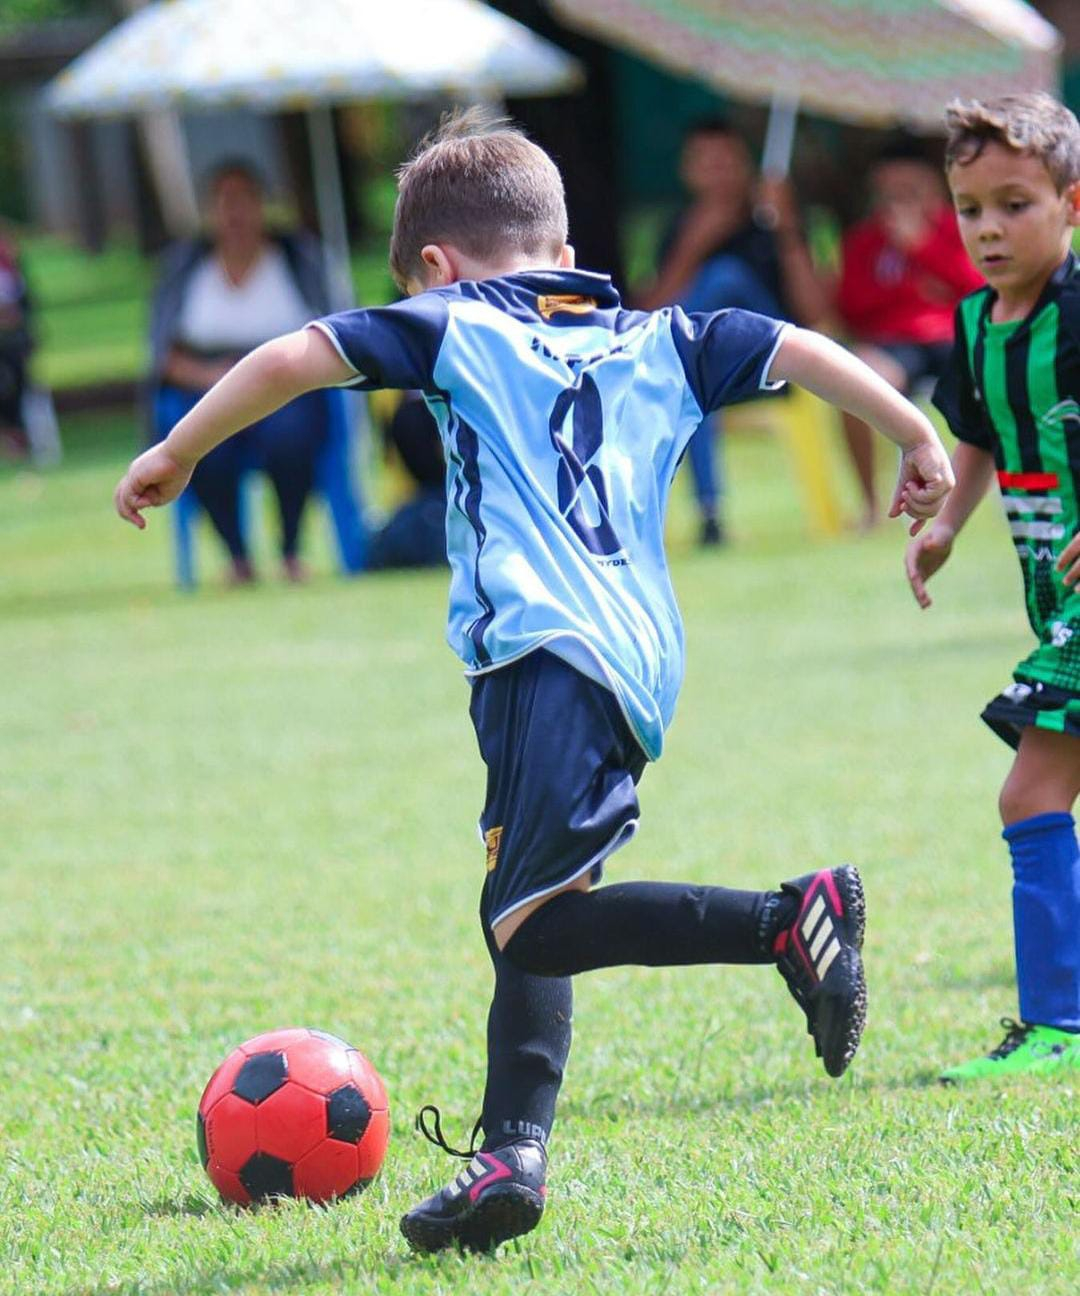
[777,385,843,537]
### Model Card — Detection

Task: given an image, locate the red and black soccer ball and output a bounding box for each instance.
[197,1028,389,1206]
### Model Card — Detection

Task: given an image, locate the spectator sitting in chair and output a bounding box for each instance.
[836,137,983,529]
[637,118,828,545]
[0,227,33,461]
[366,391,447,572]
[150,160,332,583]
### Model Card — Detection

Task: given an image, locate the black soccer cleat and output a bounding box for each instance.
[401,1140,546,1253]
[772,864,867,1078]
[400,1107,547,1253]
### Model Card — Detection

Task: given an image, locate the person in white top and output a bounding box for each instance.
[149,161,332,583]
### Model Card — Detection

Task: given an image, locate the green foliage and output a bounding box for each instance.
[0,0,112,33]
[20,237,152,388]
[0,416,1077,1294]
[2,0,112,27]
[0,90,30,224]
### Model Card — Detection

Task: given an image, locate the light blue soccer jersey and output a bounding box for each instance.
[311,270,787,759]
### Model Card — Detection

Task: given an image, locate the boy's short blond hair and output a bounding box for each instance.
[944,92,1080,191]
[389,107,568,291]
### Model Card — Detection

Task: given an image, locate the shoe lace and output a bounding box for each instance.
[988,1017,1034,1059]
[415,1104,483,1160]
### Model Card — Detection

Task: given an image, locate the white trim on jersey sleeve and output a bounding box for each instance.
[305,319,369,387]
[759,321,793,391]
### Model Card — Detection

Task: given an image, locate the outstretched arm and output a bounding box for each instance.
[115,326,352,528]
[769,326,955,532]
[904,440,995,608]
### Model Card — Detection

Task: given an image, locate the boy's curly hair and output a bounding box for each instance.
[389,107,568,291]
[944,93,1080,191]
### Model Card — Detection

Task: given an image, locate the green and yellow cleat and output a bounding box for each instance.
[940,1018,1080,1084]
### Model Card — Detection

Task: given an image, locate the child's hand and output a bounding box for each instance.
[904,522,955,609]
[889,438,955,536]
[114,442,194,529]
[1056,530,1080,588]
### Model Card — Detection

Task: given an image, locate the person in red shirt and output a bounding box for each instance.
[837,139,983,527]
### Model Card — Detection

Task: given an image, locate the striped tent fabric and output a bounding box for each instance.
[48,0,581,117]
[548,0,1061,128]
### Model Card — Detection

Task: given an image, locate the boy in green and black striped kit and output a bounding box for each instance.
[906,93,1080,1081]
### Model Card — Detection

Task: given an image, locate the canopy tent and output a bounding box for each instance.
[548,0,1062,174]
[47,0,582,306]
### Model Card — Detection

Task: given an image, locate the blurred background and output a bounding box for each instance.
[1,0,1077,570]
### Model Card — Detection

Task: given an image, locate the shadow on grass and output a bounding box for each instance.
[69,1248,441,1296]
[137,1191,216,1219]
[560,1067,942,1122]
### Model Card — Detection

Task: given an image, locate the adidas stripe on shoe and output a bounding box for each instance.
[773,865,867,1078]
[400,1106,547,1254]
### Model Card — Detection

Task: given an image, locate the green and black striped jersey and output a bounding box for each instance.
[934,251,1080,650]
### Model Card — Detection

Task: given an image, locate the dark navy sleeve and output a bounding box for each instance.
[310,292,450,393]
[931,310,991,450]
[669,306,787,414]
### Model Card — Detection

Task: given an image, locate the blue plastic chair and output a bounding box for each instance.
[161,388,367,587]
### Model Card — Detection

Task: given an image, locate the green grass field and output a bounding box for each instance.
[1,413,1077,1296]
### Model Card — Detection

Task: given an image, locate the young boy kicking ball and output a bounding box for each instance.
[116,111,952,1251]
[907,93,1080,1081]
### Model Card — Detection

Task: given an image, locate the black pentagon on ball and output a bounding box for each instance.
[326,1084,371,1143]
[196,1111,209,1169]
[233,1050,287,1104]
[240,1152,294,1201]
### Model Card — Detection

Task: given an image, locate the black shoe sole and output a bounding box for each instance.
[836,864,866,952]
[816,865,867,1078]
[400,1185,545,1254]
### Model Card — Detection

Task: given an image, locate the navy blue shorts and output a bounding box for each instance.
[470,649,648,930]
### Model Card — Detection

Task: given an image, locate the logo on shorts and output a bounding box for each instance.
[1017,544,1058,563]
[537,294,597,320]
[1003,681,1034,703]
[1051,620,1074,648]
[484,826,503,872]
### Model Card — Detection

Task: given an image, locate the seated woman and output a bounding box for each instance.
[150,160,332,583]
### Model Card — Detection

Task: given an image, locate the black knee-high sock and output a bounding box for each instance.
[479,901,573,1151]
[505,881,796,978]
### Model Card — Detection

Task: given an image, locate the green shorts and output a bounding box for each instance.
[982,675,1080,750]
[984,606,1080,747]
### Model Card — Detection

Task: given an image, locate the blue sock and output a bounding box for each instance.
[1003,811,1080,1031]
